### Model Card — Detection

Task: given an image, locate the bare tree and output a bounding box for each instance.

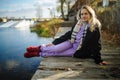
[34,3,43,18]
[65,0,73,20]
[57,0,65,19]
[57,0,75,20]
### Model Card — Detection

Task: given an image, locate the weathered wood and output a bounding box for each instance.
[31,57,120,80]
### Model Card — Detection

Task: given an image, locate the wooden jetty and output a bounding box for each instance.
[31,27,120,80]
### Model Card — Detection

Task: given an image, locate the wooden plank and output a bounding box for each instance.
[31,57,120,80]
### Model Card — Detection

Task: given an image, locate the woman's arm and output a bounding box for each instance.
[52,22,76,45]
[90,27,108,65]
[52,30,72,45]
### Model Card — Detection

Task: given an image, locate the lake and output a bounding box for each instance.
[0,24,53,80]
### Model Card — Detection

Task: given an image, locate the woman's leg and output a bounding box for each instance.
[41,41,73,53]
[41,47,75,57]
[40,41,75,57]
[24,41,73,58]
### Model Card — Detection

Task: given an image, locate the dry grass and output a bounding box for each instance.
[101,30,120,46]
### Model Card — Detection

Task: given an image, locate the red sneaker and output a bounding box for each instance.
[26,46,40,52]
[24,52,40,58]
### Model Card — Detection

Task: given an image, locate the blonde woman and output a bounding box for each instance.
[24,5,108,65]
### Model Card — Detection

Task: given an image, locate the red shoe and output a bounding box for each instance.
[27,46,40,52]
[24,52,40,58]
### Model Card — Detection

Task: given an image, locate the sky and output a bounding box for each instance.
[0,0,58,18]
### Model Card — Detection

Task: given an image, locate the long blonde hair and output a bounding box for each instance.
[76,5,101,32]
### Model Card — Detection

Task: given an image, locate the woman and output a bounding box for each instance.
[24,5,107,65]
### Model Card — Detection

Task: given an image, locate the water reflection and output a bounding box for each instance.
[6,60,19,70]
[0,26,53,80]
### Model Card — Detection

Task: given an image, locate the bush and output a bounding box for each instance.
[97,6,120,35]
[96,6,120,45]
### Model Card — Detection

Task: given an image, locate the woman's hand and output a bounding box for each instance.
[99,61,108,65]
[46,43,53,47]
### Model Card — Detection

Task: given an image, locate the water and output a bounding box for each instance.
[0,25,53,80]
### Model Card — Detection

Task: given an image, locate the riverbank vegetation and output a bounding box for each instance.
[30,18,64,37]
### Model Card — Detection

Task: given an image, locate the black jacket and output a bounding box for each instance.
[52,25,103,64]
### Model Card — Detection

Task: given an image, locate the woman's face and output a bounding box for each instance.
[81,9,91,22]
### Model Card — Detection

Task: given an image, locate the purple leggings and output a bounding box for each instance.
[40,41,76,57]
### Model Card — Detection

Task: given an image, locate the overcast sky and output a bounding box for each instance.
[0,0,58,18]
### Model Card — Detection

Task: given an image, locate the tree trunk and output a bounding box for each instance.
[66,2,71,20]
[61,0,65,19]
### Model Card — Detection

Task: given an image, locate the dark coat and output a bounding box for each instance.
[52,25,103,64]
